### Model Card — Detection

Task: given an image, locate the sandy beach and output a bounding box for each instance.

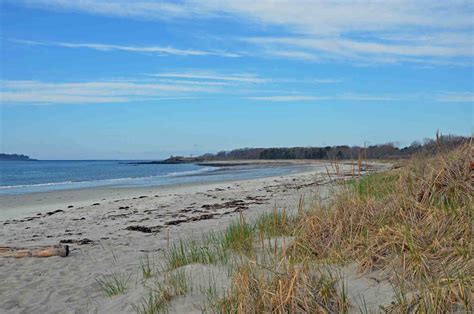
[0,161,390,313]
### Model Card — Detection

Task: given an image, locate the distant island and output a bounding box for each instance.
[0,153,37,161]
[132,156,199,165]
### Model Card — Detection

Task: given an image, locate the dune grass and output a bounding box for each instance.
[135,142,472,312]
[96,272,131,297]
[255,206,296,238]
[214,257,349,313]
[220,219,254,253]
[294,143,472,312]
[140,255,154,279]
[163,238,229,270]
[133,269,188,314]
[349,171,398,199]
[207,142,472,312]
[162,208,296,271]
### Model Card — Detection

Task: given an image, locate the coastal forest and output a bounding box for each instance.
[197,134,468,161]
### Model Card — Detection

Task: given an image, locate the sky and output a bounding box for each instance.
[0,0,473,160]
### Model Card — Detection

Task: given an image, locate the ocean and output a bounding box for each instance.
[0,160,309,196]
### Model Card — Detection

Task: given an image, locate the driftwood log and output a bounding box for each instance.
[0,245,69,258]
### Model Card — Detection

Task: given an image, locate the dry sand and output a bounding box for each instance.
[0,161,394,313]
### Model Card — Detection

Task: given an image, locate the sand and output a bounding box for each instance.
[0,161,393,313]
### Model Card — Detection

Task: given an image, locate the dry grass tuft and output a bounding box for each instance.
[218,258,348,313]
[295,143,473,311]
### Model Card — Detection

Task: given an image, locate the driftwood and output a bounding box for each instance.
[0,244,69,258]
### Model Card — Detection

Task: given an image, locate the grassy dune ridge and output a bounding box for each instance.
[294,143,472,312]
[98,143,472,313]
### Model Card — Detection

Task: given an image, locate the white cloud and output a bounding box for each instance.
[248,95,329,102]
[249,93,395,102]
[13,40,240,58]
[198,1,473,35]
[338,93,395,102]
[220,1,473,64]
[248,92,474,103]
[2,80,466,105]
[150,71,341,85]
[11,0,194,20]
[150,72,268,84]
[0,72,345,105]
[265,50,320,62]
[11,1,473,64]
[0,92,128,104]
[0,80,216,104]
[312,78,342,84]
[242,35,473,64]
[436,92,474,103]
[154,79,233,86]
[15,1,473,31]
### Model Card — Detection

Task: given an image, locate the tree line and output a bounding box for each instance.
[198,134,469,161]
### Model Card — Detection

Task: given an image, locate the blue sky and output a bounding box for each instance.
[0,1,472,159]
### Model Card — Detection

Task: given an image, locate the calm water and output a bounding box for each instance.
[0,160,309,196]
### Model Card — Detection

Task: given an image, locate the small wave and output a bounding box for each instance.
[165,167,217,177]
[0,181,76,189]
[0,176,146,189]
[0,167,217,190]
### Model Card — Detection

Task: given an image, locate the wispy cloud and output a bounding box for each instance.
[0,80,215,104]
[0,70,345,105]
[150,71,341,85]
[2,80,467,105]
[12,39,240,58]
[248,95,328,102]
[436,92,474,103]
[249,92,474,103]
[265,50,320,62]
[338,93,395,102]
[242,35,474,64]
[11,1,474,65]
[0,92,129,104]
[150,72,268,83]
[248,93,396,102]
[9,0,194,20]
[153,79,234,86]
[13,1,473,31]
[312,78,342,84]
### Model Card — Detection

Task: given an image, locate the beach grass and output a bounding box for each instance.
[294,142,472,312]
[133,269,188,314]
[255,206,295,237]
[134,141,472,312]
[349,171,398,199]
[163,237,230,270]
[96,272,131,297]
[140,255,154,279]
[220,218,254,253]
[162,208,299,272]
[214,260,349,313]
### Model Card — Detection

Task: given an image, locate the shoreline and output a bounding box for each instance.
[0,161,390,313]
[0,160,349,221]
[0,159,318,196]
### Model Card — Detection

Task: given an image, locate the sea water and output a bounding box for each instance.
[0,160,309,195]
